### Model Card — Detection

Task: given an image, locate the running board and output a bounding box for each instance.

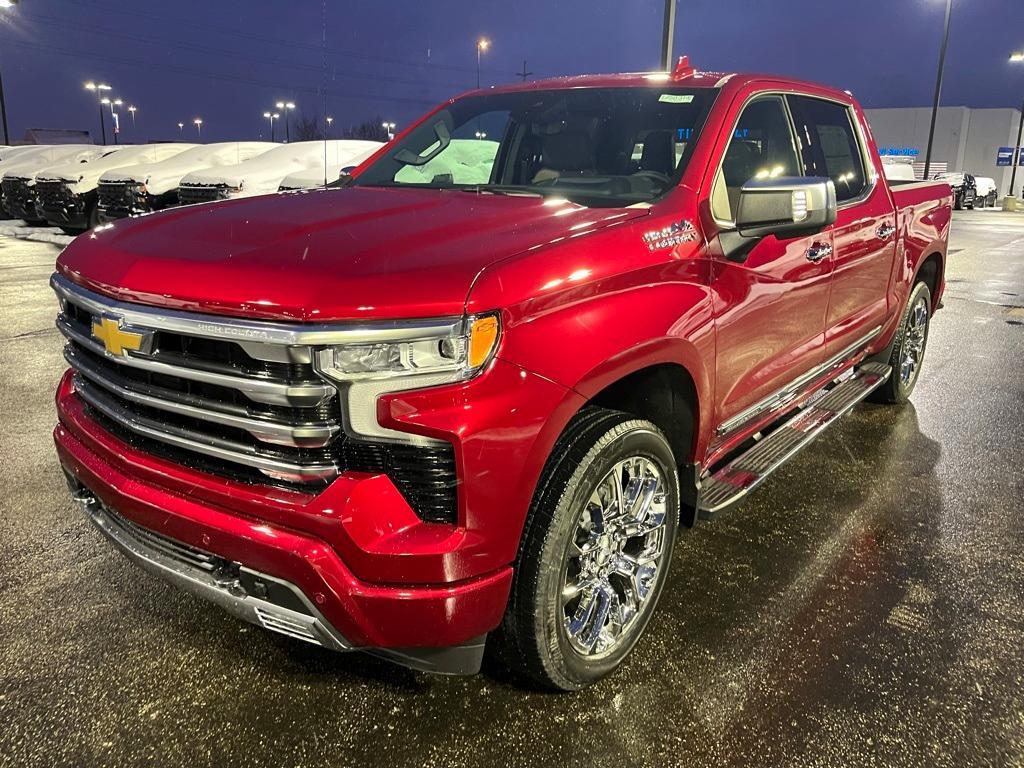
[697,362,891,518]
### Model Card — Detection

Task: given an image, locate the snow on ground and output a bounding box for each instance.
[0,222,75,247]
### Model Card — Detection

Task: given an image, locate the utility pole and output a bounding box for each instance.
[923,0,953,180]
[0,69,9,145]
[1009,99,1024,198]
[661,0,677,71]
[517,60,533,82]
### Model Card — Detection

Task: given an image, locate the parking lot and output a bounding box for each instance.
[1,209,1022,767]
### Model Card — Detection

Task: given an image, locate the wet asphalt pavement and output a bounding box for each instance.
[1,210,1023,768]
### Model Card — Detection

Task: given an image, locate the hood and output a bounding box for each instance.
[1,145,112,183]
[56,186,650,321]
[180,140,380,197]
[39,144,195,192]
[98,142,276,194]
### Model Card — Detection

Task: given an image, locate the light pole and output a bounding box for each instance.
[1009,52,1024,199]
[326,116,333,137]
[661,0,677,71]
[263,111,278,141]
[84,81,112,145]
[382,121,395,141]
[476,38,490,89]
[923,0,953,180]
[275,101,295,142]
[110,98,122,144]
[474,130,487,140]
[193,117,202,139]
[177,122,184,135]
[0,0,18,144]
[128,105,136,130]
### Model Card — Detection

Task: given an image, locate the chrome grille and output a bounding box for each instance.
[178,184,232,206]
[2,177,38,219]
[97,181,144,220]
[52,274,461,523]
[36,179,76,217]
[55,276,341,486]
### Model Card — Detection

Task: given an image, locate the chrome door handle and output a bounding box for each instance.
[877,224,896,240]
[805,243,832,263]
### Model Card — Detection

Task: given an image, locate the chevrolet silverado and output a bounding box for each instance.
[52,59,951,690]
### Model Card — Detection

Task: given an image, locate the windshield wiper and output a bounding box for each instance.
[456,184,545,198]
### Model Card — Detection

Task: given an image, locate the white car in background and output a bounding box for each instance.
[179,140,383,203]
[97,141,278,222]
[37,143,196,233]
[1,145,120,224]
[276,140,382,190]
[880,157,917,182]
[974,176,997,208]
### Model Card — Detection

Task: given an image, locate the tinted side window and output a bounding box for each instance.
[788,96,867,202]
[712,96,800,221]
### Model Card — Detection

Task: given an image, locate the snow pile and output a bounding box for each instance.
[394,139,499,185]
[39,144,196,193]
[0,222,75,246]
[99,142,277,194]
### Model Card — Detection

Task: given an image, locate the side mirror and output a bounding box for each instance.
[735,177,837,239]
[336,166,357,188]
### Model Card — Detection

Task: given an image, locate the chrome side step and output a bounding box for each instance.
[698,362,891,517]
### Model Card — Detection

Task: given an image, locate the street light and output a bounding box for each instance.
[127,105,136,130]
[476,38,490,89]
[275,101,295,142]
[110,98,123,144]
[474,131,487,140]
[1009,53,1024,200]
[177,122,184,135]
[193,117,203,138]
[84,81,113,145]
[923,0,953,180]
[382,121,396,141]
[326,116,333,137]
[263,111,278,141]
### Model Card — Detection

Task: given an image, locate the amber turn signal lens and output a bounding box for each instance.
[468,316,500,369]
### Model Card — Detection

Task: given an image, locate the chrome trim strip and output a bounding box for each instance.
[715,325,882,437]
[74,378,338,481]
[57,317,332,408]
[66,347,338,448]
[51,273,463,349]
[74,490,349,651]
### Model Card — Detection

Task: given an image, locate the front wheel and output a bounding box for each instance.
[870,281,931,404]
[494,407,680,690]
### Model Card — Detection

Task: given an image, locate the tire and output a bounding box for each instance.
[870,281,932,405]
[59,226,84,236]
[493,406,680,690]
[953,193,963,211]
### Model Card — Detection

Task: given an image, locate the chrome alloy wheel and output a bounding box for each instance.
[560,456,669,657]
[899,295,929,387]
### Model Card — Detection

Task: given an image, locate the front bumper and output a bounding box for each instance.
[38,182,90,229]
[53,356,578,671]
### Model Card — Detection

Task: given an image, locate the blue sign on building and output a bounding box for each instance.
[997,147,1015,166]
[878,147,920,157]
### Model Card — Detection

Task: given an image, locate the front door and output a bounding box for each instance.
[707,95,834,437]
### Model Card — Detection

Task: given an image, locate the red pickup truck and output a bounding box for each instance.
[52,60,951,690]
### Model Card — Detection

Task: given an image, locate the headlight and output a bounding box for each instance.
[315,314,499,383]
[314,314,500,443]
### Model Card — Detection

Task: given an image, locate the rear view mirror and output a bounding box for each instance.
[736,177,837,239]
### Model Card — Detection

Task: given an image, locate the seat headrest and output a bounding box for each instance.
[638,130,675,175]
[722,140,763,187]
[541,131,595,172]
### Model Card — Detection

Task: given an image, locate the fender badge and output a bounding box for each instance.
[642,220,698,252]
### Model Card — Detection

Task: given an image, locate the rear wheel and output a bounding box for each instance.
[494,407,680,690]
[870,281,931,404]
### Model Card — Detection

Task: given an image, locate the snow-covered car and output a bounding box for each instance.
[179,140,381,204]
[392,138,500,185]
[880,157,917,182]
[37,143,196,233]
[974,176,997,208]
[275,140,382,190]
[97,141,278,222]
[2,145,121,225]
[934,171,977,210]
[0,145,45,164]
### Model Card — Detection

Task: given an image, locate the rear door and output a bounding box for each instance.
[708,95,834,434]
[787,96,895,357]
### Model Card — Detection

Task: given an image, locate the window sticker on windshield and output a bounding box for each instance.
[659,94,694,104]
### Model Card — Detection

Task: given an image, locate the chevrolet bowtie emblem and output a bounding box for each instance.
[91,315,153,357]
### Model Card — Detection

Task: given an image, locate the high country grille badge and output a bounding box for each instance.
[91,314,154,357]
[642,220,698,252]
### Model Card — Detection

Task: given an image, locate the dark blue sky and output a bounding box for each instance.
[1,0,1022,144]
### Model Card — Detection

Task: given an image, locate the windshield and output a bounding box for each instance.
[353,86,718,207]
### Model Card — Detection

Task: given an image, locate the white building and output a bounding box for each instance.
[864,106,1023,193]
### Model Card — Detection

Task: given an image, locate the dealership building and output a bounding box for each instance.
[864,106,1024,192]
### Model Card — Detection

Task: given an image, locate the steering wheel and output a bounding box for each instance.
[631,170,671,185]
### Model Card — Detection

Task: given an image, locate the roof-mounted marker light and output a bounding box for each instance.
[671,55,696,80]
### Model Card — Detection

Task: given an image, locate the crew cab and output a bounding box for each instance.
[38,143,195,233]
[52,61,951,690]
[97,142,277,222]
